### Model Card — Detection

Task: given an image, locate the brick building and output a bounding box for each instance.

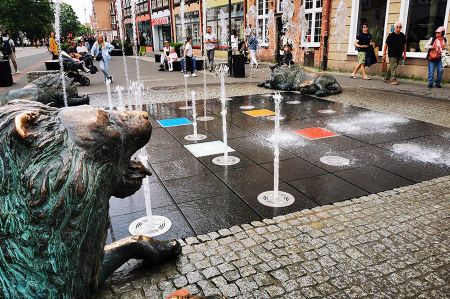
[92,0,117,41]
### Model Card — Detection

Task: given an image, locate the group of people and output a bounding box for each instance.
[48,32,114,82]
[157,25,263,76]
[352,21,447,88]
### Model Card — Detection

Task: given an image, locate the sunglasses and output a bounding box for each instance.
[396,26,402,28]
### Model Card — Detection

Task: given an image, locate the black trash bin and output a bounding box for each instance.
[0,58,13,87]
[232,54,245,78]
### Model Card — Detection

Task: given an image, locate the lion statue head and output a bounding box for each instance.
[0,100,151,298]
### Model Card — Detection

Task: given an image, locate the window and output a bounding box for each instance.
[175,11,201,46]
[303,0,322,47]
[405,0,448,53]
[138,21,153,46]
[257,0,269,45]
[206,3,244,49]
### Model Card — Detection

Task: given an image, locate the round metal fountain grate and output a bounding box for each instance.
[179,105,192,110]
[257,191,295,207]
[197,116,215,121]
[128,215,172,237]
[318,109,336,114]
[239,105,256,110]
[184,134,207,141]
[286,100,301,104]
[212,155,240,166]
[319,156,350,166]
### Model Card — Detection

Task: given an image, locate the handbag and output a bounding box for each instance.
[428,48,441,61]
[441,50,450,68]
[95,52,103,61]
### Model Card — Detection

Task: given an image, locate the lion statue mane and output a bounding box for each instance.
[0,100,181,298]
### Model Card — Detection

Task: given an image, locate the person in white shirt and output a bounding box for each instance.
[204,26,217,71]
[159,40,172,71]
[183,37,197,77]
[231,29,239,54]
[76,40,89,54]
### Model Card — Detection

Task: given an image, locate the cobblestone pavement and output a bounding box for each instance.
[96,176,450,299]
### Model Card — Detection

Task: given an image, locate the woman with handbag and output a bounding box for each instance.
[90,35,114,82]
[425,26,447,88]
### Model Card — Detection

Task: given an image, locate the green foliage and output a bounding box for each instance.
[60,2,81,38]
[0,0,53,41]
[78,24,94,37]
[370,25,384,48]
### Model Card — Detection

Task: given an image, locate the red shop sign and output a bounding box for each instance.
[152,17,169,26]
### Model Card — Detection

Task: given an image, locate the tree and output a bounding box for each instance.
[0,0,53,42]
[78,24,94,37]
[60,2,82,38]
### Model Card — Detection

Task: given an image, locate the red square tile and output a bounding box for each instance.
[293,127,339,140]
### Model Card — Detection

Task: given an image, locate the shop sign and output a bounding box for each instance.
[152,16,169,26]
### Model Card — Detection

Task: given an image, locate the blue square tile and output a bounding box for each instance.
[157,117,192,128]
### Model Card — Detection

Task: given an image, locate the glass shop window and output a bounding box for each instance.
[357,0,387,49]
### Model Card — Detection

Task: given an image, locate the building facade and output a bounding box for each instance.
[92,0,118,41]
[113,0,449,80]
[327,0,450,80]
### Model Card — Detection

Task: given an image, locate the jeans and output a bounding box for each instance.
[184,56,196,74]
[428,60,443,86]
[206,49,215,69]
[250,49,258,66]
[384,57,399,81]
[98,59,111,80]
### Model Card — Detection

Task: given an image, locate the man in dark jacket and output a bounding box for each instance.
[382,21,407,85]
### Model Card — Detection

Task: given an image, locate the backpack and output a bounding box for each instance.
[2,39,12,56]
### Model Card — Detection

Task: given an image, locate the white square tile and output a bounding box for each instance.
[184,141,235,158]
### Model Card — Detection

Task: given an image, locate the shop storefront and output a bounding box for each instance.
[138,20,154,48]
[175,11,201,46]
[328,0,450,80]
[151,0,172,52]
[206,1,245,50]
[152,12,172,51]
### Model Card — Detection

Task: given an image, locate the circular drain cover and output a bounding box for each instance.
[184,134,207,141]
[129,215,172,237]
[266,115,286,121]
[179,105,192,110]
[286,100,301,104]
[318,109,336,114]
[218,97,232,101]
[197,116,215,121]
[240,105,256,110]
[257,191,295,207]
[320,156,350,166]
[212,155,240,166]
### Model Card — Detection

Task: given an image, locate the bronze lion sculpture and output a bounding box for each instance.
[0,73,89,107]
[258,64,342,97]
[0,100,181,298]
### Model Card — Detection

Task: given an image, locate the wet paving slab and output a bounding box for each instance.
[108,92,450,242]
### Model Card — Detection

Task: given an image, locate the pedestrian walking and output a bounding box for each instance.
[48,32,59,60]
[183,37,197,77]
[1,33,19,74]
[139,33,146,56]
[382,21,406,85]
[91,35,114,82]
[425,26,447,88]
[248,32,259,68]
[204,26,217,71]
[351,23,372,80]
